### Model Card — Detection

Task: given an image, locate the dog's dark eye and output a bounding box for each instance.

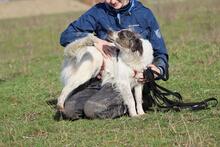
[118,31,126,39]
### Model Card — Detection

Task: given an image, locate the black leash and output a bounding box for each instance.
[143,68,218,111]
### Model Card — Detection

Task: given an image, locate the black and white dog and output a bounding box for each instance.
[57,29,153,117]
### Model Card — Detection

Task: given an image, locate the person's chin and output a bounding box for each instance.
[111,5,122,9]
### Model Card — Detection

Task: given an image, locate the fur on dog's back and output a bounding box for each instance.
[61,34,103,86]
[63,34,98,63]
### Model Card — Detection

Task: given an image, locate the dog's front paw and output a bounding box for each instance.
[137,109,145,116]
[129,111,138,117]
[137,111,145,116]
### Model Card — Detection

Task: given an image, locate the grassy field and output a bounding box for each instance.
[0,0,220,146]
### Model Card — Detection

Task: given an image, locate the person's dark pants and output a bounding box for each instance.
[62,78,153,120]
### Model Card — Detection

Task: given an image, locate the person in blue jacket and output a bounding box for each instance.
[59,0,169,120]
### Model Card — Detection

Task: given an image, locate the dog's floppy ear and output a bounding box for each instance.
[131,38,143,55]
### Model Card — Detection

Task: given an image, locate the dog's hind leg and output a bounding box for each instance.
[57,51,103,111]
[134,85,145,115]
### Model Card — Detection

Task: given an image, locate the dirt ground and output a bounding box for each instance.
[0,0,90,20]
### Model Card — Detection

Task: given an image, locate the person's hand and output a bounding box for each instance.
[134,64,161,83]
[147,64,161,79]
[94,38,114,58]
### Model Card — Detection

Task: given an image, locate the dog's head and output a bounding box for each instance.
[107,29,143,55]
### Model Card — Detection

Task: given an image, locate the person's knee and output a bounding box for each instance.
[84,99,127,119]
[84,100,107,119]
[62,100,81,120]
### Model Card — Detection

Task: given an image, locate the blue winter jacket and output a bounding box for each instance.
[60,0,169,79]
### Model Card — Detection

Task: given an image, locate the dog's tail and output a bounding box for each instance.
[64,34,98,63]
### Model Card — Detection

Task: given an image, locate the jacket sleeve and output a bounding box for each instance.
[147,10,169,80]
[60,8,98,47]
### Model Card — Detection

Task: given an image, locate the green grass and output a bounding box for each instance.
[0,0,220,146]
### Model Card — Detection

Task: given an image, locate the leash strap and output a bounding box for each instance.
[144,68,218,111]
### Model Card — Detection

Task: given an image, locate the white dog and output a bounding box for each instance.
[57,29,153,117]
